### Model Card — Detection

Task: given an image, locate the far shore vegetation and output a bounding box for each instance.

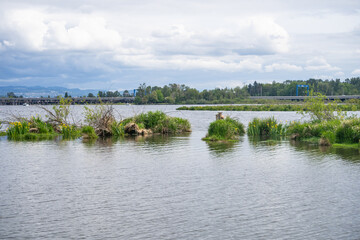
[176,103,360,112]
[2,77,360,106]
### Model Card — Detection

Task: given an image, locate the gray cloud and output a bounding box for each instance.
[0,0,359,89]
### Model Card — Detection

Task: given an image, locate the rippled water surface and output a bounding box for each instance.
[1,105,360,239]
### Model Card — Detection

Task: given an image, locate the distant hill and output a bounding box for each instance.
[0,86,99,98]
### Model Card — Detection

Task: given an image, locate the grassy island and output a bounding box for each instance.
[2,98,191,141]
[286,93,360,147]
[203,117,245,141]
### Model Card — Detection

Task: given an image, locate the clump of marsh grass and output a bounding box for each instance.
[6,121,30,138]
[203,117,245,141]
[60,123,80,139]
[247,117,286,137]
[123,111,191,135]
[81,126,98,139]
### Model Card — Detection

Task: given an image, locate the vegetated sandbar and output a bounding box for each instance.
[176,104,360,111]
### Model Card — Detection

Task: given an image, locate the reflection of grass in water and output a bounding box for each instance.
[206,141,237,154]
[84,132,192,147]
[290,140,360,163]
[248,136,285,147]
[8,133,58,141]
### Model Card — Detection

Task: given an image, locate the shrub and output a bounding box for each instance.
[247,117,285,137]
[123,111,191,134]
[204,117,245,141]
[29,116,55,134]
[134,111,167,129]
[321,131,336,144]
[287,120,341,140]
[335,119,360,143]
[81,126,98,139]
[300,92,346,122]
[83,104,115,136]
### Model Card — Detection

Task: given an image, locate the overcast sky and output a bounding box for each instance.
[0,0,359,90]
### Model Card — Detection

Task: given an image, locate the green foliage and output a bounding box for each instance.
[84,105,104,126]
[301,92,346,121]
[335,119,360,143]
[247,117,286,137]
[81,126,98,139]
[204,117,245,141]
[110,121,125,137]
[287,120,340,139]
[287,118,360,144]
[60,123,80,139]
[321,131,336,144]
[122,111,191,134]
[43,97,73,125]
[134,77,360,105]
[134,111,167,129]
[29,116,54,134]
[7,121,30,138]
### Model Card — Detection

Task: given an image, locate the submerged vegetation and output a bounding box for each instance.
[203,117,245,141]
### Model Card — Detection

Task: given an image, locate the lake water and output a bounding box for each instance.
[1,105,360,239]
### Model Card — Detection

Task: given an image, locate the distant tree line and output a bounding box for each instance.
[4,77,360,103]
[87,90,132,98]
[134,77,360,104]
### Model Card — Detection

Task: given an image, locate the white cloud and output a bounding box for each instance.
[2,9,122,51]
[114,54,263,72]
[0,0,359,89]
[305,57,341,71]
[264,63,302,72]
[150,18,289,56]
[351,69,360,75]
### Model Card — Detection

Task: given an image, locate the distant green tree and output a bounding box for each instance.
[7,92,17,98]
[123,90,130,97]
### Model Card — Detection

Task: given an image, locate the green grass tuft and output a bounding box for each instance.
[247,117,286,137]
[203,117,245,141]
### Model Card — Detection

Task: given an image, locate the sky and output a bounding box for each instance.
[0,0,359,91]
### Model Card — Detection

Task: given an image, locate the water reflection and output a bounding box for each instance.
[290,140,360,163]
[248,136,286,148]
[205,140,238,155]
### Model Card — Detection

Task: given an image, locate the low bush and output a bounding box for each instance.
[335,119,360,143]
[123,111,191,134]
[287,120,340,140]
[29,116,55,134]
[247,117,285,137]
[81,126,98,139]
[203,117,245,141]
